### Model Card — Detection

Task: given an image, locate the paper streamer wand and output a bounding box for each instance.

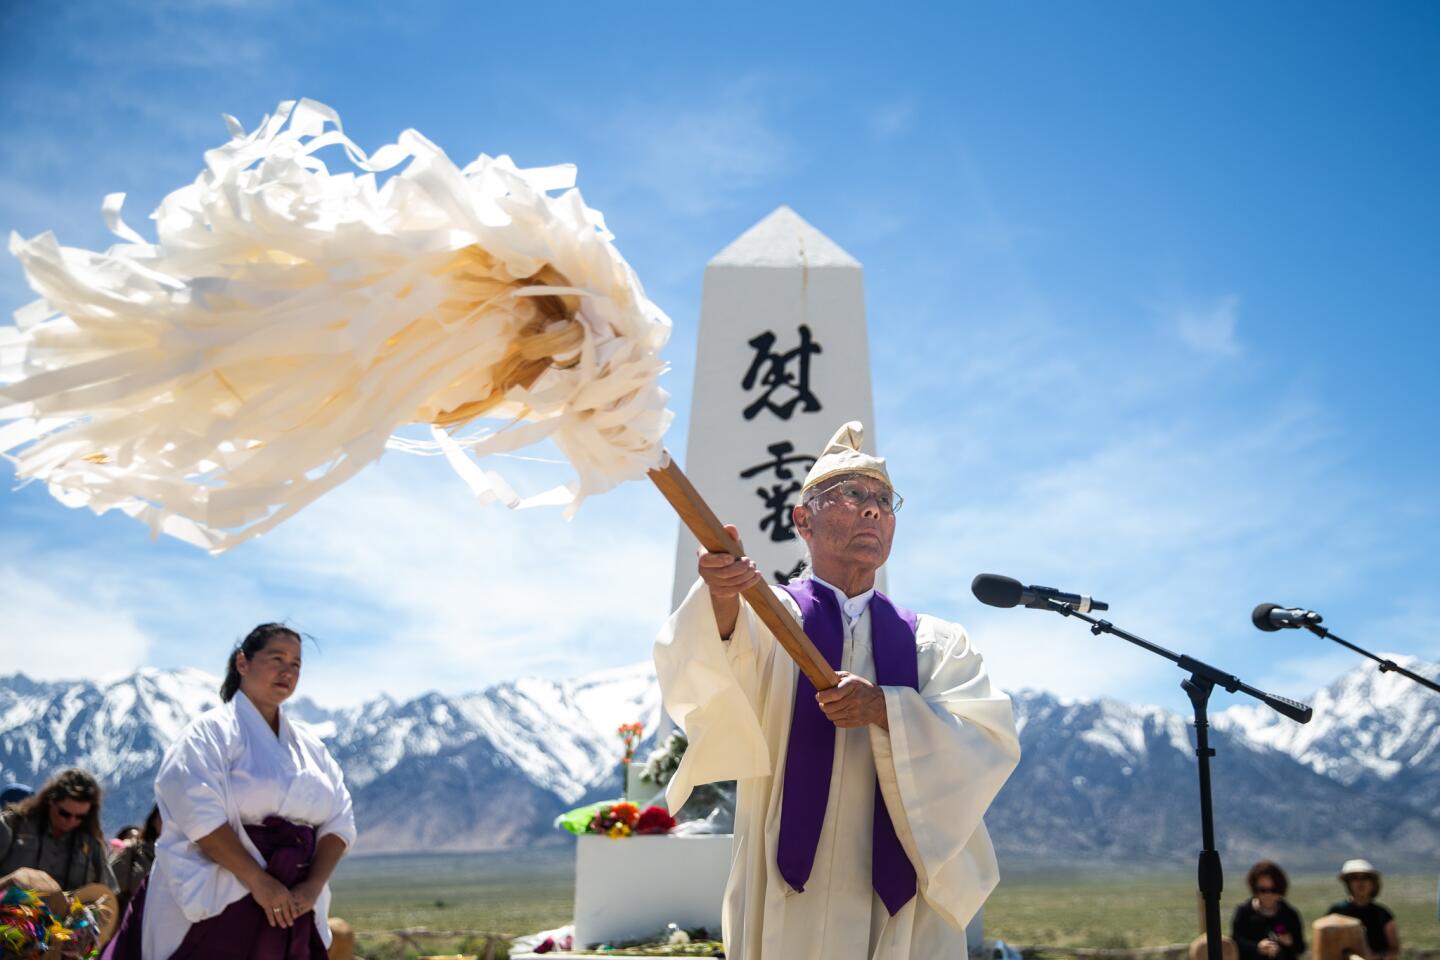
[1,99,839,691]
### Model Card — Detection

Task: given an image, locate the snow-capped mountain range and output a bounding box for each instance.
[2,656,1435,866]
[1215,655,1440,811]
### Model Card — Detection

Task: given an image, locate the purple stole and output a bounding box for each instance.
[778,578,919,915]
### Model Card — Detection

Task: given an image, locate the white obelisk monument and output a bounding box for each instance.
[670,206,880,609]
[637,208,986,954]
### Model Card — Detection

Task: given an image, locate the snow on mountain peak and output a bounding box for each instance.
[1215,655,1440,784]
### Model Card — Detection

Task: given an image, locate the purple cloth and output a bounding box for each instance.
[778,579,920,915]
[99,875,147,960]
[167,817,327,960]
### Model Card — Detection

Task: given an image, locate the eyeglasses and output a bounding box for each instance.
[54,804,89,822]
[809,479,904,515]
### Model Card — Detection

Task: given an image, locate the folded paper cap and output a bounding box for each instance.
[801,421,891,497]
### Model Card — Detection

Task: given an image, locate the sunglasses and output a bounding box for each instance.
[54,804,89,822]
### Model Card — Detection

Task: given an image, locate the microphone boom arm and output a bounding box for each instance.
[1303,622,1440,696]
[1045,600,1314,723]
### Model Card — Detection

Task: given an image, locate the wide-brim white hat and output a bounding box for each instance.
[800,421,891,497]
[1339,858,1378,878]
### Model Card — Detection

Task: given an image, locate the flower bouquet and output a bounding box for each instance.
[555,800,676,839]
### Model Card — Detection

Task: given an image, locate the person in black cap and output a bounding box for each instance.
[0,783,33,807]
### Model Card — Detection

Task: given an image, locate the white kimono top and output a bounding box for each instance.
[142,691,357,960]
[654,580,1020,960]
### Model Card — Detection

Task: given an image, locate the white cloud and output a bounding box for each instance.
[43,1,280,73]
[865,233,1411,707]
[0,453,680,706]
[1170,294,1242,356]
[0,565,151,681]
[1354,595,1440,660]
[237,456,678,705]
[602,77,797,218]
[866,99,917,141]
[1251,648,1366,702]
[887,396,1394,705]
[962,606,1160,701]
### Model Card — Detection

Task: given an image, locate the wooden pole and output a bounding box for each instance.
[648,453,839,691]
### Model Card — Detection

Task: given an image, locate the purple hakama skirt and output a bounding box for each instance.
[102,816,327,960]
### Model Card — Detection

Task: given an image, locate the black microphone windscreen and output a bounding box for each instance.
[1252,603,1282,632]
[972,574,1024,609]
[1262,692,1313,724]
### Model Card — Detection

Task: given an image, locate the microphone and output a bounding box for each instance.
[972,574,1109,613]
[1252,603,1323,632]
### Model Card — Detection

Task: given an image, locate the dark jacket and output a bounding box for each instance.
[109,838,156,912]
[1232,899,1306,960]
[0,807,118,891]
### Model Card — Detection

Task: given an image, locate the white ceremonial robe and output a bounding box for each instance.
[654,580,1021,960]
[143,691,357,960]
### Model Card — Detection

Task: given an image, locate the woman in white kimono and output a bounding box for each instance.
[110,624,356,960]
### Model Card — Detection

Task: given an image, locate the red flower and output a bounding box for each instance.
[635,805,677,835]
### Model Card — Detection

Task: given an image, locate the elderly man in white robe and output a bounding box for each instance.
[654,422,1021,960]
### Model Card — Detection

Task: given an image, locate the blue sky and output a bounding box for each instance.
[1,2,1437,713]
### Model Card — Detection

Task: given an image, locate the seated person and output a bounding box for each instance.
[109,805,162,916]
[0,769,117,892]
[0,784,33,807]
[1232,860,1304,960]
[112,825,141,853]
[1327,859,1399,960]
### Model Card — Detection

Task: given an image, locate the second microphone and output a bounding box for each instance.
[972,574,1109,613]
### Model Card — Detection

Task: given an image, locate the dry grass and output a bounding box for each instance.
[329,852,1440,951]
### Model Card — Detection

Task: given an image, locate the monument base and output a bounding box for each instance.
[572,834,731,949]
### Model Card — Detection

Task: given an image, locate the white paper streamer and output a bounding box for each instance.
[2,99,673,552]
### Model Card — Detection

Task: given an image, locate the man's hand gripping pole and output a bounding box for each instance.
[648,452,840,691]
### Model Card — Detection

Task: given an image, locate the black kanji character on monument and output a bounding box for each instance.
[755,481,802,542]
[738,441,816,481]
[775,558,808,584]
[740,441,818,543]
[741,324,823,421]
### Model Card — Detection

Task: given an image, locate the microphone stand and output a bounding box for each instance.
[1045,601,1312,960]
[1303,623,1440,695]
